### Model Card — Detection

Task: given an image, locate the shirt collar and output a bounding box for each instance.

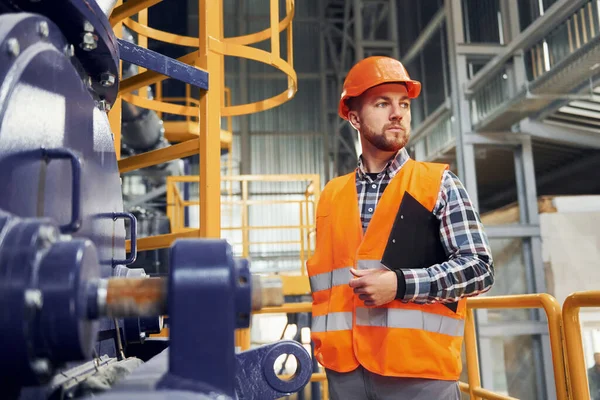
[356,147,411,181]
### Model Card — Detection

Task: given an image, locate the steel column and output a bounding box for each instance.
[520,136,555,399]
[324,0,402,176]
[238,0,251,176]
[197,0,223,238]
[319,0,331,183]
[445,0,480,208]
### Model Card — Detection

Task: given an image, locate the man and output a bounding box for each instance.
[307,56,495,400]
[590,352,600,400]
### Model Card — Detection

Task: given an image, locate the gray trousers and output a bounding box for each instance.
[325,366,460,400]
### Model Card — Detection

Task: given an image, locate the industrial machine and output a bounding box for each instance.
[0,1,312,399]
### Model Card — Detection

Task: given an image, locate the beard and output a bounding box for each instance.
[362,122,410,152]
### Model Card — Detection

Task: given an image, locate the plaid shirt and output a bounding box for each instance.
[356,148,494,303]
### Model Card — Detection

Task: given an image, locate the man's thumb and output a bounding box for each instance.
[350,268,369,277]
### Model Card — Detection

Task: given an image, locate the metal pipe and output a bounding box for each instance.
[95,0,119,17]
[104,277,168,318]
[95,274,284,319]
[251,275,284,310]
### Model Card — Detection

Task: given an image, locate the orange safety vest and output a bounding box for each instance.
[307,158,467,381]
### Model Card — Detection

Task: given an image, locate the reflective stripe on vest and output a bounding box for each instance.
[357,259,382,270]
[312,312,353,333]
[309,266,352,292]
[355,307,464,337]
[311,304,463,337]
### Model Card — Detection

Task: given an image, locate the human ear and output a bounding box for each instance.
[348,111,360,131]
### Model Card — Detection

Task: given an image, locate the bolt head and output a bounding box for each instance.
[6,38,19,57]
[98,99,111,112]
[31,359,50,376]
[24,289,43,309]
[38,21,49,38]
[100,72,116,87]
[80,32,97,51]
[83,20,94,33]
[37,225,58,248]
[64,44,75,57]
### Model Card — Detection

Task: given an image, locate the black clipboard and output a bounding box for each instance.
[381,192,458,313]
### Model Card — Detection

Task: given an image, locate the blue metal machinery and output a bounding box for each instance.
[0,1,312,399]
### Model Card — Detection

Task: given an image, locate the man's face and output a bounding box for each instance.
[347,83,412,153]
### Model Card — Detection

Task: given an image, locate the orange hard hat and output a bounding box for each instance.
[338,56,421,120]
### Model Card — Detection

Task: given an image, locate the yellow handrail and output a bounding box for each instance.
[166,174,320,269]
[256,294,572,400]
[465,294,568,400]
[563,290,600,400]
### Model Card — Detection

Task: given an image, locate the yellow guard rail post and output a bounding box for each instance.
[563,290,600,400]
[463,294,568,400]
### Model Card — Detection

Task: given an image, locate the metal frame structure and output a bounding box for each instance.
[107,0,296,252]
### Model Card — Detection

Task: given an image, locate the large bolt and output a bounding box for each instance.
[37,21,49,38]
[100,72,115,87]
[80,32,97,51]
[37,225,57,249]
[83,21,94,33]
[31,359,50,376]
[24,289,43,309]
[64,44,75,57]
[6,38,19,57]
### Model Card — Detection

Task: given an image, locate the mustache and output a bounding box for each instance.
[384,123,404,130]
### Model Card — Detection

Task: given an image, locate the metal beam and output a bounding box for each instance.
[464,131,523,146]
[409,98,452,145]
[532,75,600,121]
[446,0,479,209]
[237,2,251,175]
[485,224,540,238]
[456,43,505,57]
[124,185,167,209]
[466,0,589,94]
[520,119,600,149]
[401,7,445,65]
[319,0,331,183]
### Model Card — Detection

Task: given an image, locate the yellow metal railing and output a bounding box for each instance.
[462,294,568,400]
[109,0,296,253]
[563,291,600,400]
[255,292,596,400]
[166,174,319,271]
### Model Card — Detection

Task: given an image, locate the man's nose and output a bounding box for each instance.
[390,105,403,120]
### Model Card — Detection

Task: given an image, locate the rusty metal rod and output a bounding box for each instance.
[102,277,168,318]
[95,274,283,319]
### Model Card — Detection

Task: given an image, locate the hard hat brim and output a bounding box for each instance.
[338,80,421,120]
